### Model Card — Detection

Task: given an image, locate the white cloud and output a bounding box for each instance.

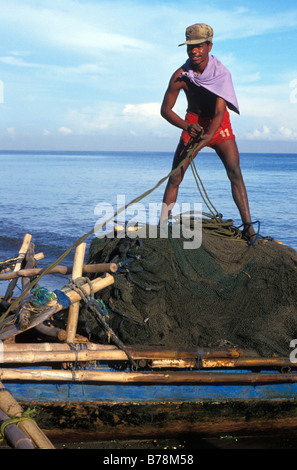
[58,126,73,136]
[237,83,293,117]
[208,6,297,41]
[0,1,297,152]
[123,103,160,118]
[234,72,261,84]
[278,126,297,139]
[2,1,295,64]
[0,56,38,67]
[7,127,16,138]
[246,125,270,139]
[62,104,119,135]
[246,125,297,141]
[0,1,153,56]
[0,55,107,77]
[56,101,174,139]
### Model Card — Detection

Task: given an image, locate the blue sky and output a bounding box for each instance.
[0,0,297,152]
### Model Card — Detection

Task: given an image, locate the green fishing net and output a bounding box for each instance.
[85,223,297,357]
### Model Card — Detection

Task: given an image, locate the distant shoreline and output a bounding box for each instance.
[1,150,297,156]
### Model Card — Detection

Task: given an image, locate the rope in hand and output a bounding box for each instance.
[0,136,244,326]
[173,136,246,242]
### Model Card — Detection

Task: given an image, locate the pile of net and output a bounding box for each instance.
[83,223,297,357]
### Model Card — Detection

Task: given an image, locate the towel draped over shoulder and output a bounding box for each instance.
[181,55,240,114]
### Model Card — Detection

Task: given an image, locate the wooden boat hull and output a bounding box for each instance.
[9,398,297,443]
[2,342,297,442]
[4,377,297,442]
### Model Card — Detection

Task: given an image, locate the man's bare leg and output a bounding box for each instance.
[214,139,256,240]
[160,141,192,221]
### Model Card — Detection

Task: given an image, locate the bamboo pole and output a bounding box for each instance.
[65,243,86,344]
[149,357,296,369]
[0,408,35,449]
[0,349,294,369]
[2,343,119,351]
[17,243,37,330]
[0,252,44,275]
[1,368,297,385]
[0,343,249,358]
[34,252,44,262]
[0,246,41,318]
[0,262,118,281]
[60,274,115,310]
[22,242,36,292]
[0,381,54,449]
[4,233,32,302]
[0,275,115,341]
[34,323,67,341]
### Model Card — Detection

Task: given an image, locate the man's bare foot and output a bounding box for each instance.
[241,221,259,246]
[241,221,275,246]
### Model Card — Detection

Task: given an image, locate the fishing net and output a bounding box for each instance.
[84,221,297,358]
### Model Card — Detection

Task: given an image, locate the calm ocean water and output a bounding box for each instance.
[0,150,296,295]
[1,150,297,412]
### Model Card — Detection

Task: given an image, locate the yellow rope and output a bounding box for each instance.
[0,141,199,325]
[189,157,220,219]
[0,417,37,442]
[0,138,244,325]
[188,146,246,241]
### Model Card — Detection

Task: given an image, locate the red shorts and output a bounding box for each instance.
[181,109,235,147]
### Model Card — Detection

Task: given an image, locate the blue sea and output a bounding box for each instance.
[1,150,297,408]
[0,150,296,296]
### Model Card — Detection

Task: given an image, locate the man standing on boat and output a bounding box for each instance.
[160,23,256,243]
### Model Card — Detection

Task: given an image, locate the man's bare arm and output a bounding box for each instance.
[160,69,203,138]
[160,69,186,128]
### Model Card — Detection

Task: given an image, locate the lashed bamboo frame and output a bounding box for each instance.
[1,236,296,426]
[1,367,297,386]
[0,342,296,387]
[0,342,295,369]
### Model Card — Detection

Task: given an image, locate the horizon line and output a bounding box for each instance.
[0,149,297,156]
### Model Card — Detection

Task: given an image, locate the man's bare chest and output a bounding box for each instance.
[183,82,217,116]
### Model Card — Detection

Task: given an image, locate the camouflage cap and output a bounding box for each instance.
[178,23,213,46]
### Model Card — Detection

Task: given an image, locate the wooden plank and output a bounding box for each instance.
[0,342,250,358]
[0,274,114,341]
[27,400,297,441]
[0,252,44,275]
[1,368,297,385]
[22,242,36,292]
[65,243,86,343]
[1,349,295,369]
[4,233,32,302]
[0,262,118,281]
[0,380,54,449]
[0,408,35,449]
